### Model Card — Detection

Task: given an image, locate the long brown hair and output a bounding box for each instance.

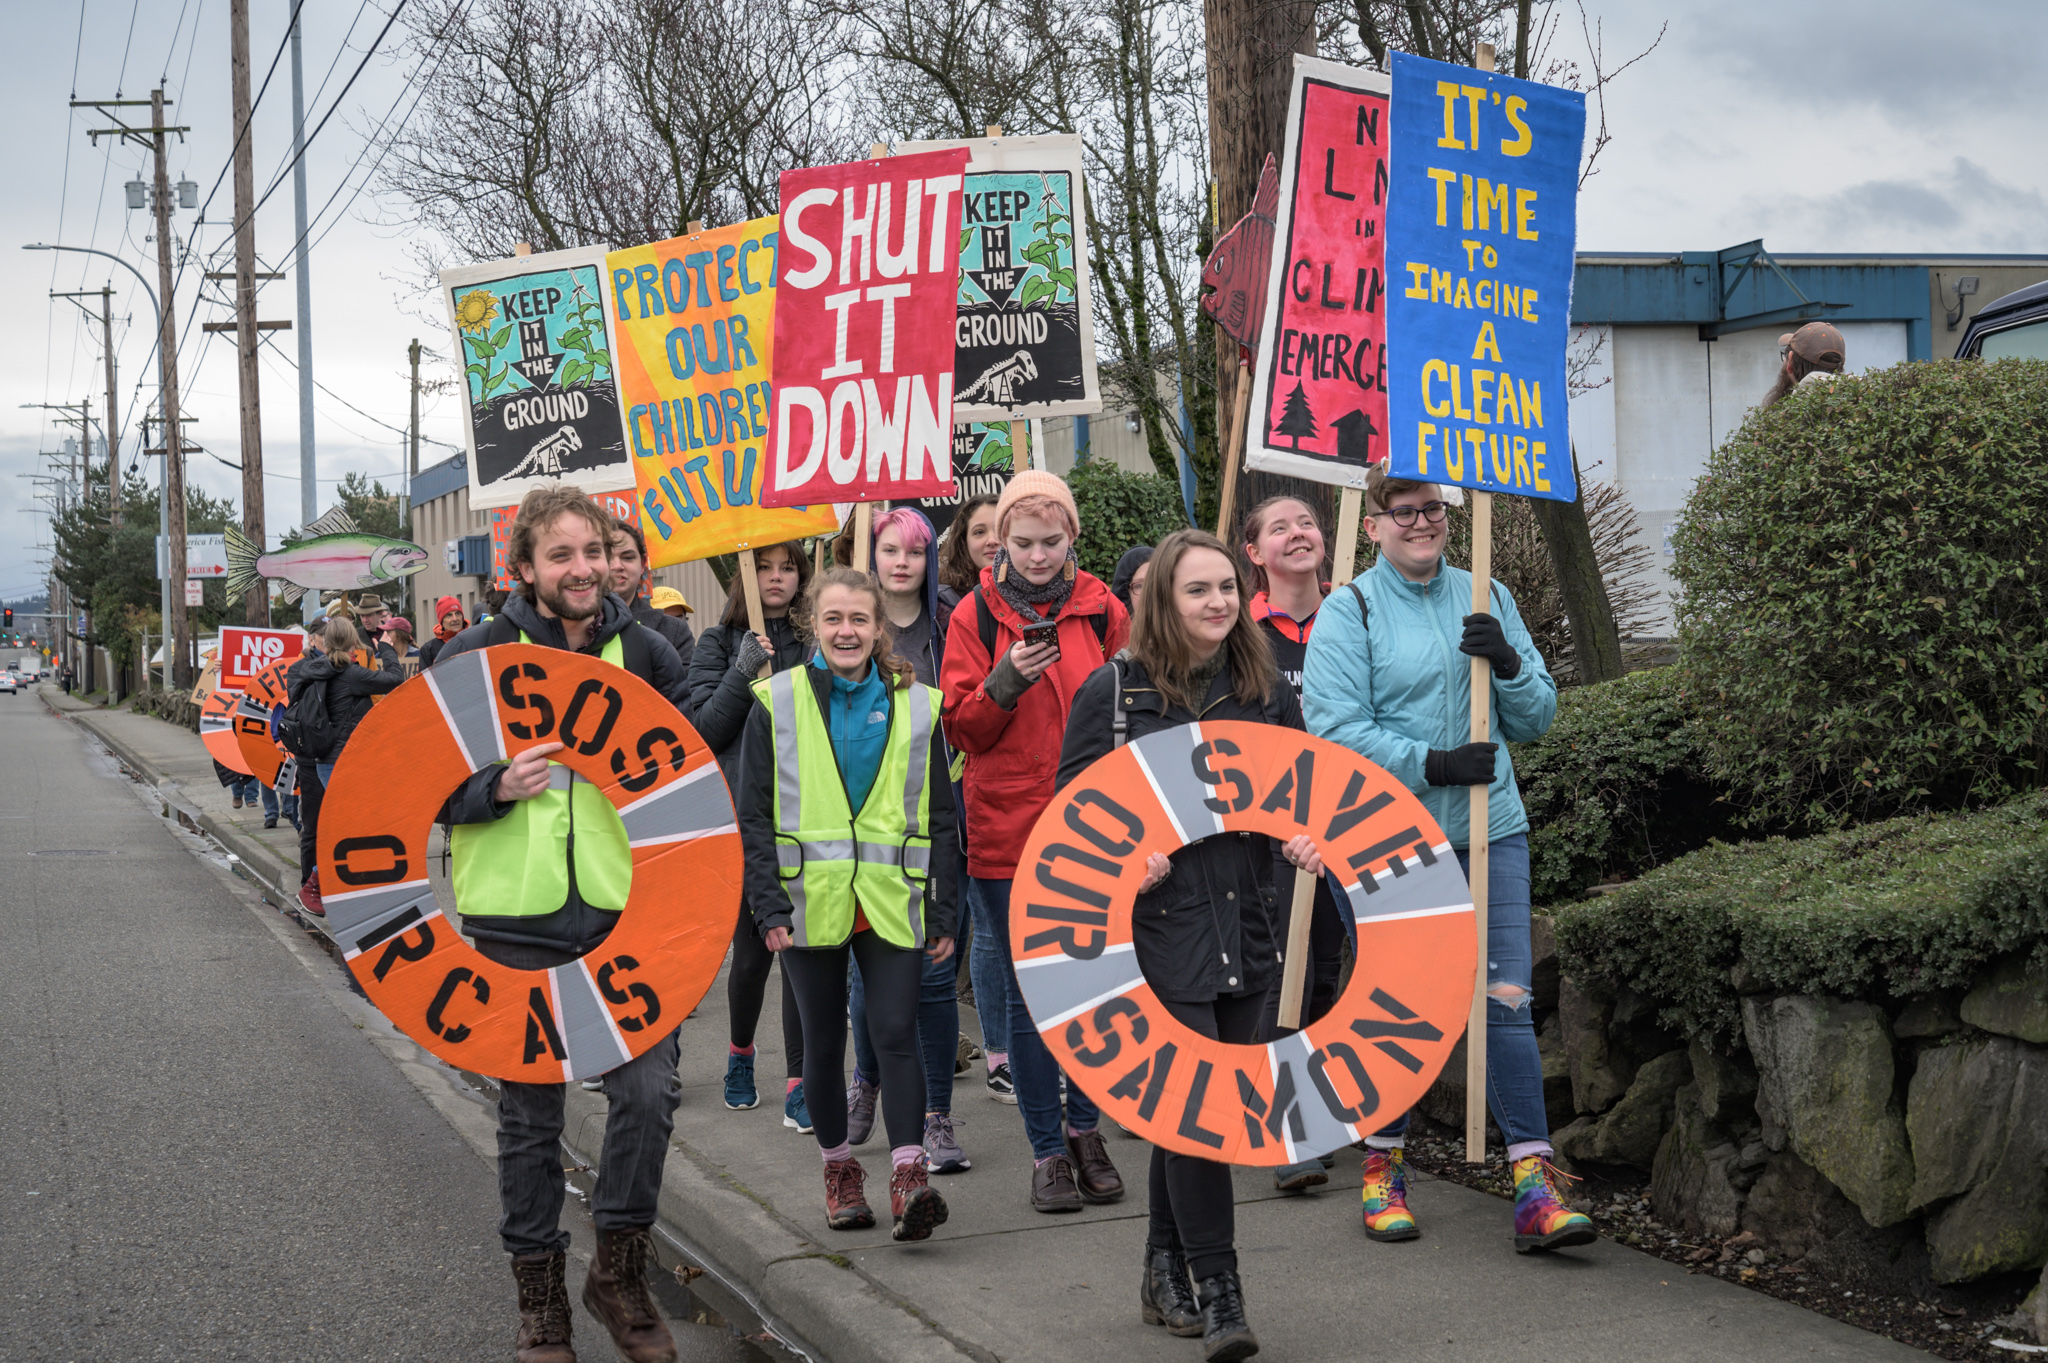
[719,540,814,630]
[1237,493,1328,596]
[795,567,915,689]
[1131,529,1277,711]
[939,493,1001,592]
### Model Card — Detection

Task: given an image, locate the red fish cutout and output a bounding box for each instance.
[1200,155,1281,347]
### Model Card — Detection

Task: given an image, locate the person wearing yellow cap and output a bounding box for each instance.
[650,585,691,618]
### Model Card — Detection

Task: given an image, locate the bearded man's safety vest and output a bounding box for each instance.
[450,632,633,915]
[751,668,940,949]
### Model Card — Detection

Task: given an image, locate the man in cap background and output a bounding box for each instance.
[1763,321,1847,408]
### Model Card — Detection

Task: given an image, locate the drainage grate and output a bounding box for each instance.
[31,849,115,856]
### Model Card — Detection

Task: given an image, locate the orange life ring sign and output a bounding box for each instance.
[318,644,739,1083]
[1012,720,1475,1165]
[231,657,293,785]
[201,687,255,776]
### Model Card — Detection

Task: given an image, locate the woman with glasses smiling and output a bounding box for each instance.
[1299,466,1597,1258]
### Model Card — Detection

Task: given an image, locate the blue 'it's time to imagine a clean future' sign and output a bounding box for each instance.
[1385,51,1585,503]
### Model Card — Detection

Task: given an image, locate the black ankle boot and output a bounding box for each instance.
[1196,1269,1259,1362]
[1139,1242,1202,1336]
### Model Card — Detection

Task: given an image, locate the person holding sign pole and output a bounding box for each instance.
[940,471,1131,1214]
[687,543,816,1133]
[1059,529,1320,1363]
[736,568,958,1242]
[1300,465,1594,1254]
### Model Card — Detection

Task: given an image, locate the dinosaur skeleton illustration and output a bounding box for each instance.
[504,424,584,480]
[958,350,1038,407]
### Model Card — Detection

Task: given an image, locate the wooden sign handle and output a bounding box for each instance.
[1213,359,1252,540]
[737,547,771,679]
[1465,38,1498,1168]
[852,502,873,573]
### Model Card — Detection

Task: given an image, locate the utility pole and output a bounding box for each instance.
[408,339,422,476]
[289,0,318,624]
[229,0,267,627]
[50,289,122,526]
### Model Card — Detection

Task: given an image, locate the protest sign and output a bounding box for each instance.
[761,148,970,510]
[913,422,1017,534]
[217,624,305,692]
[442,244,636,511]
[610,218,837,566]
[1384,51,1584,502]
[1245,57,1393,491]
[898,133,1102,423]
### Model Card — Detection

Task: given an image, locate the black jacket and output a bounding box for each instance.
[436,593,692,954]
[630,598,696,674]
[735,663,958,945]
[687,616,806,786]
[1057,655,1302,1004]
[291,650,404,753]
[417,635,450,669]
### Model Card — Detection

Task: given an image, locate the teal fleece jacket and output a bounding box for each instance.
[1301,553,1555,850]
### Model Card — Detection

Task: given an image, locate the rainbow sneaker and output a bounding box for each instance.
[1512,1155,1598,1253]
[1360,1147,1420,1241]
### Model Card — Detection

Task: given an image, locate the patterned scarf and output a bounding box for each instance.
[990,546,1076,622]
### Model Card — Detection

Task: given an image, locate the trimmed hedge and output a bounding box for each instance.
[1549,790,2048,1045]
[1671,358,2048,829]
[1067,459,1189,580]
[1512,666,1733,904]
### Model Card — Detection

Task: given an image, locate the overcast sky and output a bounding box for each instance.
[1,0,2041,603]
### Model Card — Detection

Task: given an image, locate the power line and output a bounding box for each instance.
[115,0,142,96]
[185,0,312,227]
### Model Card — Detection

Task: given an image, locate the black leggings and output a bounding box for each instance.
[781,932,925,1152]
[296,763,325,888]
[1149,991,1266,1281]
[727,904,804,1079]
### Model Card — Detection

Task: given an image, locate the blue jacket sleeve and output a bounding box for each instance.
[1486,583,1556,743]
[1301,584,1431,794]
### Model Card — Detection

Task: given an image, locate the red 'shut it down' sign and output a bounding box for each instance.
[762,148,970,508]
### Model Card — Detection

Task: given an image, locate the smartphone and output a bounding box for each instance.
[1022,619,1061,654]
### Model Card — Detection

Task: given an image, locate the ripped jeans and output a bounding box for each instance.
[1368,833,1549,1155]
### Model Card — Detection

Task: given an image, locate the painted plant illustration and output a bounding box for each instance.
[456,289,516,400]
[1015,175,1076,308]
[554,281,612,388]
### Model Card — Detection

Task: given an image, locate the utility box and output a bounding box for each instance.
[454,535,494,577]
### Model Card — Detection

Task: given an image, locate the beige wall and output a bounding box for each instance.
[1925,265,2048,358]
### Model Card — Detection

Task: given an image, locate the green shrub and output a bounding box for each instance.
[1067,460,1188,580]
[1513,666,1735,904]
[1671,358,2048,829]
[1549,791,2048,1044]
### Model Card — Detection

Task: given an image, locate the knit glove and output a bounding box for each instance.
[1460,613,1522,680]
[731,631,772,677]
[983,652,1037,710]
[1425,742,1499,787]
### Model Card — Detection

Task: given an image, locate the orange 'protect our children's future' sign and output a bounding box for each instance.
[317,645,740,1083]
[1012,720,1476,1165]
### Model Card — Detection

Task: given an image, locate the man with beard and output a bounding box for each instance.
[435,485,692,1363]
[1761,321,1846,408]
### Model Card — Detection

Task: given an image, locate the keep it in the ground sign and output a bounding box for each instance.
[1245,57,1392,491]
[1384,52,1584,502]
[443,244,637,512]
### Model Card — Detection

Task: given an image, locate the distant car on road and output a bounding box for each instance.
[0,673,18,695]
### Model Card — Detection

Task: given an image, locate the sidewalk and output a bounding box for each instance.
[41,684,1932,1363]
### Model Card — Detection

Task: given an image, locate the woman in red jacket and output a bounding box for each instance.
[940,470,1131,1213]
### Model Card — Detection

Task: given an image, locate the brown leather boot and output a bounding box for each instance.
[580,1227,677,1363]
[510,1251,576,1363]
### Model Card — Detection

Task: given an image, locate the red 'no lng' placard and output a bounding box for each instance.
[762,148,969,508]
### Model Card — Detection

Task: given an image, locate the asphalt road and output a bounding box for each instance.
[0,693,758,1363]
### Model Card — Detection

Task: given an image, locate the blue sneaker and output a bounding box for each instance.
[723,1052,759,1110]
[784,1083,813,1133]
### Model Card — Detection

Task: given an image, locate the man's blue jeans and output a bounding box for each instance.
[970,874,1098,1160]
[259,780,299,826]
[1369,833,1548,1149]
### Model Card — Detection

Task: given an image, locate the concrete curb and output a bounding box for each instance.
[44,687,980,1363]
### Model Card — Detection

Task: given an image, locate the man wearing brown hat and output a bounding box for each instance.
[1762,321,1847,408]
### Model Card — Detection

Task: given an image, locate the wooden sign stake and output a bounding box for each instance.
[853,502,873,572]
[737,546,771,678]
[1276,481,1364,1031]
[1213,358,1252,540]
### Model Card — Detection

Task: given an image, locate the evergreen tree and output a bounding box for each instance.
[1274,382,1317,451]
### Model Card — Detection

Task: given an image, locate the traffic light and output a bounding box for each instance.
[2,608,11,629]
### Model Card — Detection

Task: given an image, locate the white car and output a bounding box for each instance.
[0,674,17,694]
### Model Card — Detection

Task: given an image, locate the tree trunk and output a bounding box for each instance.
[1532,447,1625,683]
[1204,0,1319,540]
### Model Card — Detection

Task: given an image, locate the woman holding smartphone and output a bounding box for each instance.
[940,471,1130,1213]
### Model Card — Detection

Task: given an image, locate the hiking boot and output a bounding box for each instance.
[1064,1127,1124,1203]
[1360,1146,1420,1241]
[580,1226,677,1363]
[922,1112,970,1174]
[231,793,244,809]
[985,1061,1016,1103]
[889,1161,949,1242]
[510,1250,576,1363]
[845,1073,879,1145]
[823,1157,875,1230]
[1030,1153,1083,1213]
[262,815,277,829]
[1139,1242,1202,1336]
[1196,1269,1259,1362]
[1512,1154,1597,1253]
[723,1052,758,1109]
[1272,1157,1329,1193]
[783,1083,812,1133]
[297,870,325,918]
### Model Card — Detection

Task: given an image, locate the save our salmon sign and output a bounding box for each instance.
[760,148,970,508]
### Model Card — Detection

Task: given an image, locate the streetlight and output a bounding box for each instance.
[22,242,170,689]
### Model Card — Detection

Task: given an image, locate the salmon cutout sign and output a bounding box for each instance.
[1013,721,1475,1164]
[1200,155,1280,348]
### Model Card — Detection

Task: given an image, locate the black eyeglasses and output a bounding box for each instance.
[1368,501,1451,527]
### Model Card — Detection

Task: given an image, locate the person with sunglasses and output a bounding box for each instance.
[1300,466,1595,1257]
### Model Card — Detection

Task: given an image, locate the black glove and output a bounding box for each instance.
[731,631,771,677]
[1460,613,1522,680]
[1426,742,1499,787]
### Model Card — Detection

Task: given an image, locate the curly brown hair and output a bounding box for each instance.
[507,485,613,600]
[794,567,915,689]
[1130,529,1277,711]
[939,493,1001,593]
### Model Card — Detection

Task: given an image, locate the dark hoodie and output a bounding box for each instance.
[1110,545,1154,612]
[288,649,403,755]
[434,591,692,954]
